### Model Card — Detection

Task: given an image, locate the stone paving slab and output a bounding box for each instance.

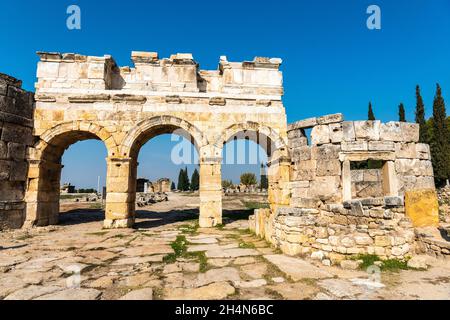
[264,255,333,281]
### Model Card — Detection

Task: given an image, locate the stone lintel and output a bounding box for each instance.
[68,94,111,103]
[287,117,318,131]
[339,151,396,162]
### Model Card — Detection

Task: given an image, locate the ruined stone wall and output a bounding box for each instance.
[250,113,436,263]
[251,198,415,265]
[287,113,434,207]
[0,73,34,230]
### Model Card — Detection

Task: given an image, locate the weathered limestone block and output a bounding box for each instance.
[405,189,439,227]
[395,159,434,176]
[341,141,368,152]
[380,122,402,141]
[311,144,341,160]
[342,121,356,141]
[308,176,341,202]
[400,123,420,142]
[289,137,308,148]
[397,175,435,194]
[291,146,311,161]
[329,123,344,143]
[368,141,395,151]
[293,159,316,181]
[415,143,431,160]
[316,159,341,177]
[287,117,317,130]
[395,143,416,159]
[354,121,381,141]
[317,113,343,125]
[311,125,330,145]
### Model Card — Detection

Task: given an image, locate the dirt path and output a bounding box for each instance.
[0,194,449,300]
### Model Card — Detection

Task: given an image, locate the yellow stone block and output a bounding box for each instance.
[405,189,439,227]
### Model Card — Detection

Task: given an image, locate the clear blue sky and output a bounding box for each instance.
[1,1,449,189]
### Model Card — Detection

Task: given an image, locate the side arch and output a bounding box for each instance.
[216,122,289,159]
[25,121,117,227]
[33,121,119,160]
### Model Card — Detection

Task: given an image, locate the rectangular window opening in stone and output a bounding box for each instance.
[350,159,385,199]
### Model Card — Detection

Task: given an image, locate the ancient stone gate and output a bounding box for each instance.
[26,52,291,229]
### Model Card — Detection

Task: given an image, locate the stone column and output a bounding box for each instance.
[382,160,398,196]
[267,152,291,214]
[104,157,136,228]
[199,157,222,227]
[342,159,352,202]
[24,159,62,227]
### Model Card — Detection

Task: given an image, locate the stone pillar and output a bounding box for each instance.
[382,160,398,197]
[199,157,222,227]
[267,152,291,214]
[24,159,62,227]
[104,157,136,228]
[342,159,352,202]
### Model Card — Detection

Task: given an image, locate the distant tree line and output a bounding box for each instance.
[367,84,450,187]
[176,167,199,191]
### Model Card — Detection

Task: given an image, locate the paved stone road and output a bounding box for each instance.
[0,194,449,300]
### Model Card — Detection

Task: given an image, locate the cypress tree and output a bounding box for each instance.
[190,168,199,191]
[398,103,406,122]
[177,169,184,191]
[183,167,190,191]
[430,83,450,186]
[415,85,429,143]
[368,102,376,120]
[171,182,176,191]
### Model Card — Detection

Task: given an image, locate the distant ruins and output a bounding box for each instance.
[0,50,445,261]
[137,178,171,193]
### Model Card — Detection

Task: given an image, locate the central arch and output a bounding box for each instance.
[104,116,211,228]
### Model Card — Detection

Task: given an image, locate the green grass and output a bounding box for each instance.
[352,254,410,272]
[178,223,198,235]
[242,201,270,210]
[163,235,209,272]
[238,241,256,249]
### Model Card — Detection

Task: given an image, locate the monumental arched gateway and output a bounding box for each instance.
[25,52,291,228]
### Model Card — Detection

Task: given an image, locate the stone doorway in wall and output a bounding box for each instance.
[221,130,271,226]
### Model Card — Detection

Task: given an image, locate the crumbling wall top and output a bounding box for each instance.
[35,51,284,97]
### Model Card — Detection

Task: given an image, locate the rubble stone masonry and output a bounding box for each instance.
[0,73,34,230]
[250,113,437,263]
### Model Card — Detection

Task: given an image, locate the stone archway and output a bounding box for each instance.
[24,121,118,227]
[106,116,216,228]
[216,122,291,214]
[27,51,289,229]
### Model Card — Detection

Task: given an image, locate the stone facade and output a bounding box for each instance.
[25,51,290,229]
[0,73,34,230]
[250,114,437,262]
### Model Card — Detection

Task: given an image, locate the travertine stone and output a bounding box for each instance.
[311,125,330,145]
[0,73,34,230]
[368,141,395,151]
[317,113,343,125]
[354,121,381,141]
[23,52,291,229]
[287,117,317,131]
